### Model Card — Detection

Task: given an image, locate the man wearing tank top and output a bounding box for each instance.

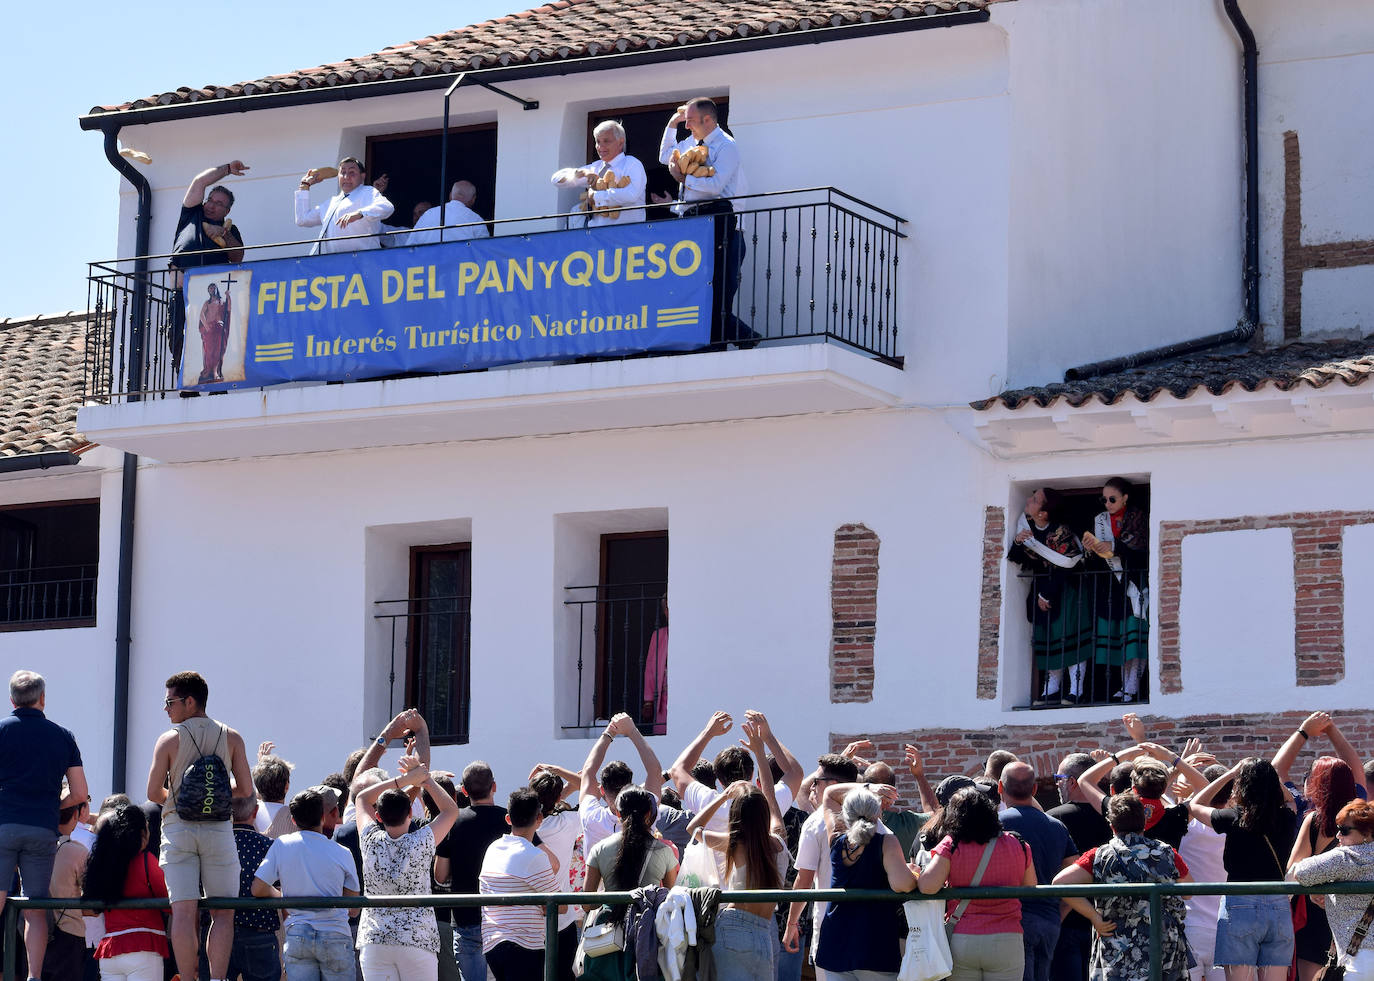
[145,671,254,981]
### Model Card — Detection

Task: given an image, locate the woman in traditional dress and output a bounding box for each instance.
[1054,794,1193,981]
[1008,486,1092,703]
[1081,476,1149,702]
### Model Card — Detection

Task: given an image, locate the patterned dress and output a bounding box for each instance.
[358,823,441,953]
[1089,833,1191,981]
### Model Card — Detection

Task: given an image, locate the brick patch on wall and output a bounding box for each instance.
[831,523,880,703]
[976,507,1005,700]
[1283,130,1374,339]
[833,709,1373,808]
[1158,510,1374,692]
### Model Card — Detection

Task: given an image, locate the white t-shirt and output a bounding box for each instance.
[680,780,795,833]
[579,793,619,854]
[255,800,287,834]
[1178,817,1227,936]
[537,810,582,931]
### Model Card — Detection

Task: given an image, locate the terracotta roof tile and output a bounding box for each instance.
[0,313,91,459]
[91,0,991,113]
[971,337,1374,410]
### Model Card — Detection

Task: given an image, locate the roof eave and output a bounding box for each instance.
[79,8,990,131]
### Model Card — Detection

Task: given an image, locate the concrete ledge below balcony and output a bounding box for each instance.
[77,342,907,463]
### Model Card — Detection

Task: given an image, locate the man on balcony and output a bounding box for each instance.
[409,181,489,245]
[657,98,753,345]
[169,161,248,373]
[295,157,394,255]
[551,120,647,228]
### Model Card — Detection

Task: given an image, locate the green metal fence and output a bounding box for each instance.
[6,880,1371,981]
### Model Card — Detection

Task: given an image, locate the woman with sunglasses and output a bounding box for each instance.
[1290,801,1374,975]
[1081,477,1149,702]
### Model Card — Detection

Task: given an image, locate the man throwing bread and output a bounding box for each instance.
[294,157,394,255]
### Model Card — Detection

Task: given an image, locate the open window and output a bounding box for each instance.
[1005,479,1151,709]
[0,500,98,630]
[595,532,668,735]
[366,124,498,233]
[404,544,471,744]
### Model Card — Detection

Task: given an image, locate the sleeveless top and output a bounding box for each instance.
[815,831,902,974]
[162,717,231,819]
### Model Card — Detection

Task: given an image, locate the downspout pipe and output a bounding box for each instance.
[99,125,151,794]
[438,73,468,245]
[1064,0,1259,382]
[0,452,82,474]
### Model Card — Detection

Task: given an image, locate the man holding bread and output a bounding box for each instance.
[550,119,647,227]
[657,98,753,344]
[294,156,394,255]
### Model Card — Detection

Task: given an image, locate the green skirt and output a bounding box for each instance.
[1033,576,1094,670]
[1094,614,1148,666]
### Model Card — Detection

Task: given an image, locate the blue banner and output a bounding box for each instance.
[179,218,715,390]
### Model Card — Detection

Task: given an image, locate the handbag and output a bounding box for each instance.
[574,848,653,969]
[1315,895,1374,981]
[944,838,998,944]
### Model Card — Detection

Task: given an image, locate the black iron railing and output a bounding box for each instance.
[374,593,471,744]
[84,188,905,402]
[0,564,97,627]
[563,580,667,734]
[1016,568,1149,708]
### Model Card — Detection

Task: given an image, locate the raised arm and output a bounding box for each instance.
[686,781,749,844]
[356,709,420,782]
[1323,717,1367,794]
[671,711,732,795]
[613,713,663,794]
[1188,761,1243,828]
[746,710,803,799]
[423,762,461,843]
[742,720,785,836]
[184,161,248,208]
[1078,746,1147,812]
[529,763,581,799]
[355,754,429,831]
[60,766,89,813]
[904,744,939,815]
[1272,712,1328,784]
[580,721,617,800]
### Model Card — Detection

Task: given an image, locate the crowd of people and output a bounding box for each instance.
[4,667,1374,981]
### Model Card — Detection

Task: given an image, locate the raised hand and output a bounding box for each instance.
[396,753,422,775]
[1122,713,1145,742]
[744,710,774,741]
[257,740,274,761]
[843,739,874,762]
[707,711,733,737]
[903,744,925,777]
[739,720,767,759]
[226,160,249,176]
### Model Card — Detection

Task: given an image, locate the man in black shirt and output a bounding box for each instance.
[434,762,506,981]
[169,161,248,374]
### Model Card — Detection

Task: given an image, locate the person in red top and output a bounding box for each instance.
[917,787,1036,981]
[82,803,170,981]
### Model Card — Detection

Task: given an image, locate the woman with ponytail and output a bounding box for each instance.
[814,784,918,979]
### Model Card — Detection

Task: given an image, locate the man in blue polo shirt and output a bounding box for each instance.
[0,670,88,981]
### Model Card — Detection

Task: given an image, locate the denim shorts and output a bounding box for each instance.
[712,908,776,981]
[1214,894,1294,967]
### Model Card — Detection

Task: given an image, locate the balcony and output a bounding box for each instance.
[0,564,97,630]
[77,189,909,463]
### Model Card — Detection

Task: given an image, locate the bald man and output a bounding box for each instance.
[409,181,489,245]
[999,761,1078,981]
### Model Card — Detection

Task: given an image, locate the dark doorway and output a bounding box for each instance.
[596,531,669,732]
[366,125,498,231]
[587,99,731,221]
[406,544,472,745]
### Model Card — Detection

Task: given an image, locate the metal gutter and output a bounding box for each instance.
[0,452,82,474]
[100,127,152,796]
[1063,0,1260,383]
[78,9,990,131]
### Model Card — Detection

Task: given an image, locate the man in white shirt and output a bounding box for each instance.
[656,98,753,343]
[408,181,489,246]
[251,789,360,981]
[669,710,803,832]
[551,120,648,228]
[294,157,394,255]
[479,788,563,981]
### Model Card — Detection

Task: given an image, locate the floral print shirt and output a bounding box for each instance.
[358,823,440,953]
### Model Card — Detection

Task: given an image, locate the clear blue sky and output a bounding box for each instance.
[3,0,515,318]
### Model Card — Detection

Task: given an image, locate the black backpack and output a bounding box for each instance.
[175,724,232,822]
